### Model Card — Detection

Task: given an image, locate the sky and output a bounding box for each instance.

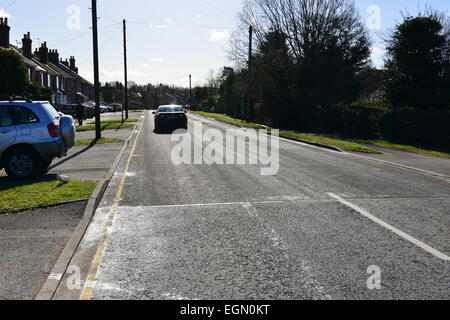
[1,0,449,87]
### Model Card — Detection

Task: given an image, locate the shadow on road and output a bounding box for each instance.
[153,129,187,135]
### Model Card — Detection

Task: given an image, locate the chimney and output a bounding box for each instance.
[37,41,48,64]
[22,32,32,58]
[48,49,59,64]
[69,56,78,73]
[0,17,10,48]
[61,58,70,68]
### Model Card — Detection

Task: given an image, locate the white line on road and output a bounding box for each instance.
[47,274,62,281]
[327,193,450,261]
[134,200,285,209]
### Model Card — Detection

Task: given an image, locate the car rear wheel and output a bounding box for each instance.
[4,147,42,180]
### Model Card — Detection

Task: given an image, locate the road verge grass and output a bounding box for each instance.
[87,118,139,125]
[192,111,381,154]
[76,122,134,132]
[192,111,266,129]
[0,179,97,214]
[75,137,123,146]
[279,132,382,153]
[350,139,450,159]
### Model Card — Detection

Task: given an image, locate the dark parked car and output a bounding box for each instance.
[59,104,94,119]
[153,105,188,131]
[58,104,76,117]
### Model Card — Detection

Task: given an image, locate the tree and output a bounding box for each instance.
[383,15,450,109]
[253,29,294,127]
[229,0,371,123]
[0,49,29,95]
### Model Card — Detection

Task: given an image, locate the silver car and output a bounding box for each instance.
[0,100,76,179]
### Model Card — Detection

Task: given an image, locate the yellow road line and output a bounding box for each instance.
[79,113,146,300]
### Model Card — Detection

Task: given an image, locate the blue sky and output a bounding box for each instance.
[1,0,449,87]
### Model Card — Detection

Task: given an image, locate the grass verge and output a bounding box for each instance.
[75,137,123,146]
[350,139,450,159]
[87,118,139,125]
[192,111,266,129]
[279,132,382,153]
[0,180,97,214]
[77,122,134,132]
[192,111,381,154]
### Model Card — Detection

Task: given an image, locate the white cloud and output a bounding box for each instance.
[210,29,230,42]
[151,58,163,63]
[156,24,169,29]
[0,8,11,18]
[195,13,203,19]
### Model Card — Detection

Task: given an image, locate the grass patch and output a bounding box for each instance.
[192,111,381,154]
[279,132,382,153]
[87,118,139,125]
[75,137,122,146]
[192,111,266,129]
[0,180,97,214]
[77,122,135,132]
[350,139,450,158]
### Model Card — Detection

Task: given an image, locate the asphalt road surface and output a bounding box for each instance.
[83,111,449,300]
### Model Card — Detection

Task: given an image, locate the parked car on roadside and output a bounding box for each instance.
[59,104,94,119]
[82,104,95,119]
[0,100,76,179]
[153,105,188,132]
[111,104,123,112]
[100,105,110,113]
[58,104,76,117]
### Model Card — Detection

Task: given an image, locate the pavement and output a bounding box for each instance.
[0,111,143,300]
[0,200,87,300]
[53,111,450,300]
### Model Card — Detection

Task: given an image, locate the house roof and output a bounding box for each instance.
[5,44,93,87]
[7,45,47,73]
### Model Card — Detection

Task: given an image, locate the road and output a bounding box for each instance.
[78,111,449,300]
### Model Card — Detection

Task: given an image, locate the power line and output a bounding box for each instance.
[197,0,236,19]
[4,0,19,9]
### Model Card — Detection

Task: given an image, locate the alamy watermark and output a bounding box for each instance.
[66,5,81,30]
[367,265,382,290]
[171,122,280,176]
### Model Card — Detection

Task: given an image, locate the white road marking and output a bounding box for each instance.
[327,193,450,261]
[137,200,284,210]
[47,274,62,281]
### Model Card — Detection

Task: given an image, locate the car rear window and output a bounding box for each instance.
[158,106,184,113]
[42,103,60,119]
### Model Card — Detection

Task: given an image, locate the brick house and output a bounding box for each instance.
[0,17,94,104]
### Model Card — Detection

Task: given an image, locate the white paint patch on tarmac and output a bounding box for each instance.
[240,202,331,300]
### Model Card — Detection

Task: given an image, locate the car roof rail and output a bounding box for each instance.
[1,94,33,103]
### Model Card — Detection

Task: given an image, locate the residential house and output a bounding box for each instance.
[0,17,93,104]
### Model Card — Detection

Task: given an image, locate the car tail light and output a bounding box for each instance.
[47,122,58,138]
[158,115,165,119]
